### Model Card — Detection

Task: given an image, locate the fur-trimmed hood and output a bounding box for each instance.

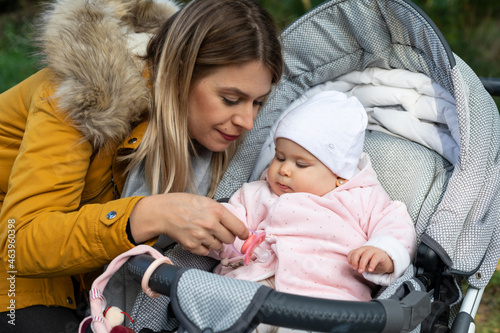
[36,0,180,148]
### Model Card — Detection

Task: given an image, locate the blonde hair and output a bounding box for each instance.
[128,0,283,196]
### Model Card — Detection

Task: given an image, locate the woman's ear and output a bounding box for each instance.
[336,178,347,187]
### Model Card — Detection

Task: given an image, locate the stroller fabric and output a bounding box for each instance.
[214,0,500,291]
[170,270,272,333]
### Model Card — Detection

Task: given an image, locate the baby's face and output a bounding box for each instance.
[268,138,338,196]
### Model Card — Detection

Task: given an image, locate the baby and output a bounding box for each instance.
[212,90,416,302]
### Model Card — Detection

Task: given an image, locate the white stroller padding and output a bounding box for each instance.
[251,67,459,182]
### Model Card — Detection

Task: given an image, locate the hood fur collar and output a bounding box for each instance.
[36,0,180,148]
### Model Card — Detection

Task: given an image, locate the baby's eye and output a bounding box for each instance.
[275,155,285,162]
[296,163,308,168]
[222,97,239,106]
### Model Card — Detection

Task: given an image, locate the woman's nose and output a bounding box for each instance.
[233,104,256,131]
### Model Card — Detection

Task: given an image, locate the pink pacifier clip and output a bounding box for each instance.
[239,230,266,265]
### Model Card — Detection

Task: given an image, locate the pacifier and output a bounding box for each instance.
[234,229,269,265]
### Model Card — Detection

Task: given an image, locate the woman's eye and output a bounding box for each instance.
[223,97,239,105]
[253,100,264,107]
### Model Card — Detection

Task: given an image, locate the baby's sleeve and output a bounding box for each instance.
[362,189,417,285]
[362,233,413,286]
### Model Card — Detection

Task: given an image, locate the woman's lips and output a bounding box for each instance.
[219,131,240,141]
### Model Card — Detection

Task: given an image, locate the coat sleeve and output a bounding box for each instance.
[359,184,417,286]
[0,82,143,278]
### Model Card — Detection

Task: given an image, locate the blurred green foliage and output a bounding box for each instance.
[0,21,39,91]
[1,0,499,94]
[0,1,40,93]
[258,0,325,28]
[412,0,500,79]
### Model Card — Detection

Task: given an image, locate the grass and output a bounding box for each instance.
[1,0,499,331]
[473,264,500,333]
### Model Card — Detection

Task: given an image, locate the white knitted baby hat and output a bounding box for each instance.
[274,90,367,179]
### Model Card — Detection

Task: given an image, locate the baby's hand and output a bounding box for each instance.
[347,246,394,274]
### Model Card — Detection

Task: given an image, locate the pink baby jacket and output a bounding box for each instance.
[214,153,416,301]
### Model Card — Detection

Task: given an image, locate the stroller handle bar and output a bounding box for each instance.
[480,77,500,96]
[127,254,431,333]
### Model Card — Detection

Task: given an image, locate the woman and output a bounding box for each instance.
[0,0,283,331]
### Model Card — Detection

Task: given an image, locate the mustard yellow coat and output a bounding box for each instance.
[0,68,149,309]
[0,0,179,310]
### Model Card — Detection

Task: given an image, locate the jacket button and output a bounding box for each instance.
[66,297,73,305]
[128,138,138,144]
[106,211,117,219]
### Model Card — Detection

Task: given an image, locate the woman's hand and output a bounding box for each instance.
[129,193,249,255]
[347,246,394,274]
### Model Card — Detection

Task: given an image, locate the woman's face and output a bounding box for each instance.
[187,60,273,152]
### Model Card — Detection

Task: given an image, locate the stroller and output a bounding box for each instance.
[89,0,500,332]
